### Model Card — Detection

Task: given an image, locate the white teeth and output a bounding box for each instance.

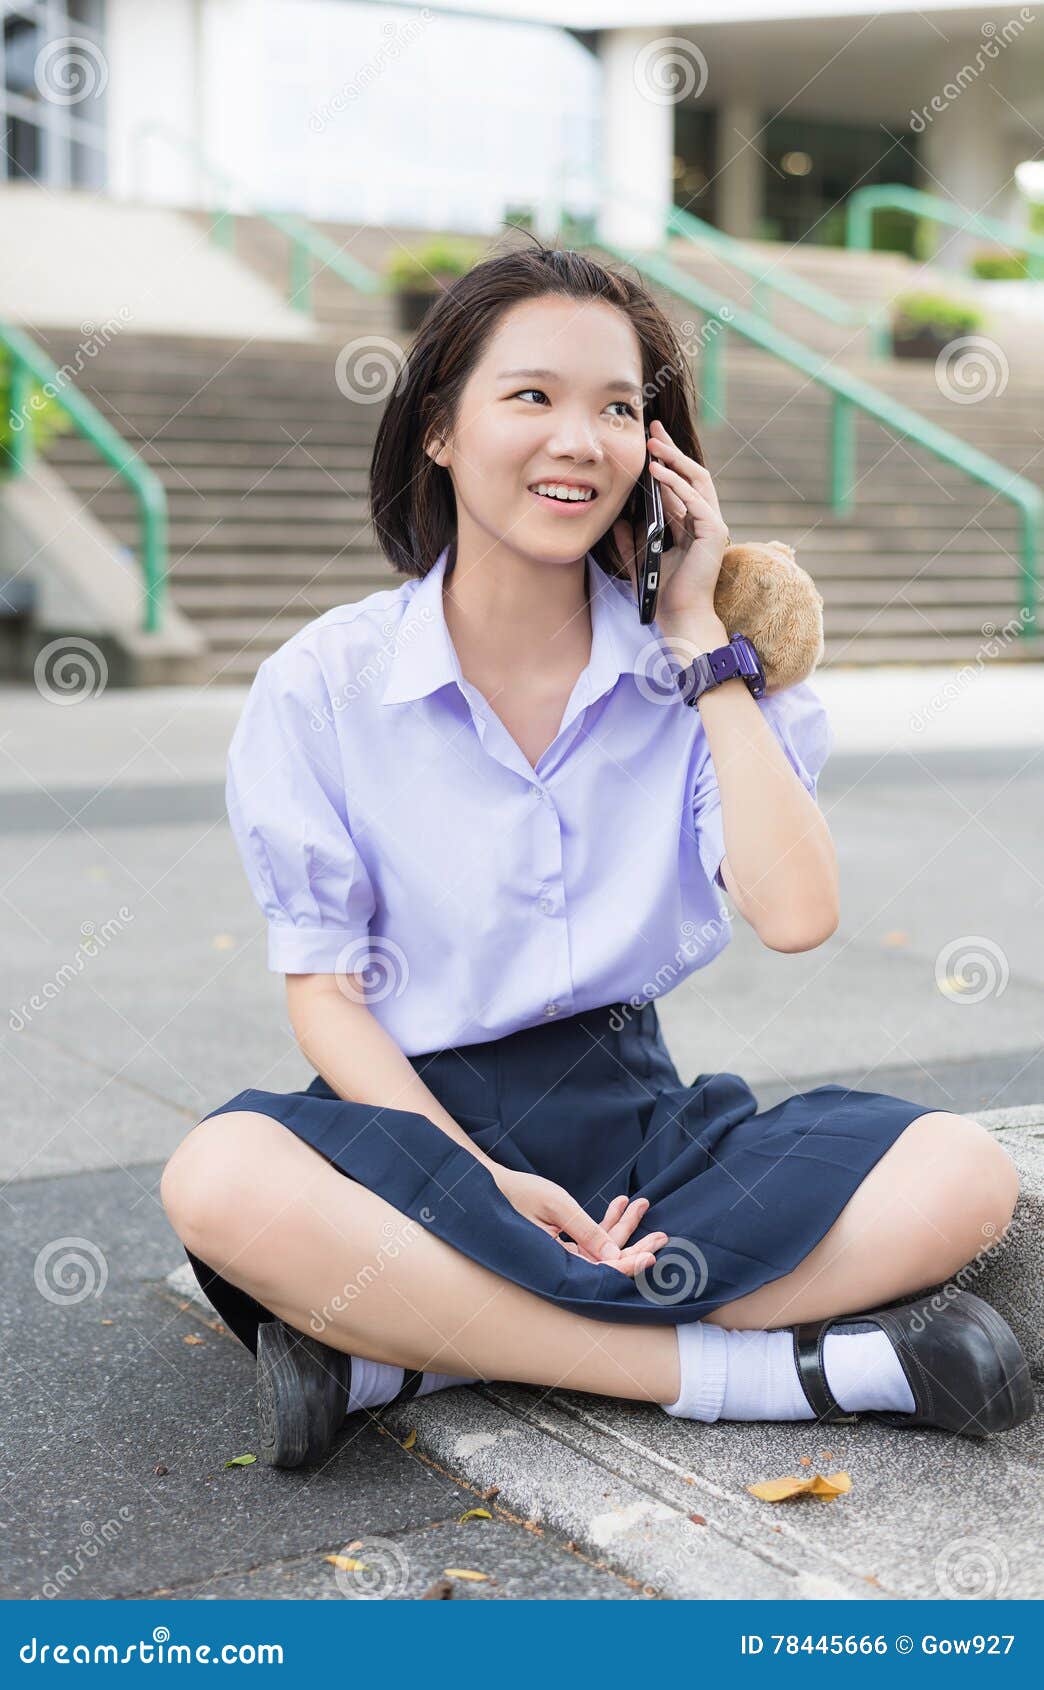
[531,483,595,501]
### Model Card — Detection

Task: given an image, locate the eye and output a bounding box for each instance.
[510,390,639,418]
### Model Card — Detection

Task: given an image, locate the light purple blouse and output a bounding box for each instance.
[225,542,833,1055]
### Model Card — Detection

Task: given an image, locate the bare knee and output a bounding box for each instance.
[896,1111,1019,1274]
[160,1110,310,1260]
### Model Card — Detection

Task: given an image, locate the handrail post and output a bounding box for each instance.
[8,356,34,475]
[289,239,313,314]
[867,307,890,361]
[830,393,854,513]
[210,208,234,249]
[138,481,168,635]
[1018,503,1040,638]
[846,194,872,253]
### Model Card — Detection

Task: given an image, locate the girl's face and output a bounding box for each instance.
[427,294,648,564]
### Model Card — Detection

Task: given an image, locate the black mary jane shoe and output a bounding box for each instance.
[792,1288,1036,1439]
[256,1319,351,1469]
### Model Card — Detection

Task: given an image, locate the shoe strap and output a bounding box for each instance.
[387,1368,425,1406]
[792,1322,861,1424]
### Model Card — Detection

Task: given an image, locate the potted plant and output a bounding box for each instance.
[384,240,484,332]
[890,290,985,359]
[971,251,1032,281]
[0,349,73,481]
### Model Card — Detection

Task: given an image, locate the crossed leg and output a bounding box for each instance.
[160,1108,1019,1408]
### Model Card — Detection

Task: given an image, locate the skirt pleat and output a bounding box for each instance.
[183,999,930,1353]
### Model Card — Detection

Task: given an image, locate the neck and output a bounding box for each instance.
[442,529,592,679]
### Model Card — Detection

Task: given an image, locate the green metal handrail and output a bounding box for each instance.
[133,122,382,312]
[847,185,1044,280]
[664,201,890,355]
[582,228,1042,636]
[569,187,890,356]
[1,322,168,634]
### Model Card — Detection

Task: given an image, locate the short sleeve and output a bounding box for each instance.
[692,678,834,891]
[225,655,377,974]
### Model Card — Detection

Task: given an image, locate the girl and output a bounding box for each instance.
[161,243,1031,1468]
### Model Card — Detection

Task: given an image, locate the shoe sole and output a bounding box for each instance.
[256,1321,347,1468]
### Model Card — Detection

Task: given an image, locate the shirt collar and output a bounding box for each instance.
[380,540,656,709]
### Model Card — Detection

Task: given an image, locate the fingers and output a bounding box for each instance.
[606,1195,651,1247]
[559,1196,668,1272]
[555,1194,623,1263]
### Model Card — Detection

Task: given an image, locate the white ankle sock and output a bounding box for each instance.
[346,1356,474,1416]
[661,1318,915,1422]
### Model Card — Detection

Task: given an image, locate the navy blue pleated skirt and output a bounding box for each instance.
[182,999,930,1355]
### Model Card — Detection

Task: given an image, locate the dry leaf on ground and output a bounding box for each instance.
[747,1471,852,1503]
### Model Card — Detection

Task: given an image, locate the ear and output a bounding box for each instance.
[423,432,450,468]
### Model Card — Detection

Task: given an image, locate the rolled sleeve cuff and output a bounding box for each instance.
[267,924,372,975]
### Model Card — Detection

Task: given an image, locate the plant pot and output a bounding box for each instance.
[891,324,956,359]
[393,273,461,333]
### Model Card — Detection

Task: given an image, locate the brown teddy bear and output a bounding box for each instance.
[713,539,825,695]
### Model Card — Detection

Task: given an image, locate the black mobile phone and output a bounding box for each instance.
[633,435,665,625]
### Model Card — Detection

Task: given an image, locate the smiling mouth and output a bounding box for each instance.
[528,483,599,506]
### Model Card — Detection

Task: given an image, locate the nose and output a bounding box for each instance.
[545,411,605,463]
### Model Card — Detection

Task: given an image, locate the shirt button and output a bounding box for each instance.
[534,785,553,806]
[543,1000,559,1017]
[538,895,554,915]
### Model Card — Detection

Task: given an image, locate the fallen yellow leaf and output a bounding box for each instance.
[402,1429,417,1449]
[443,1568,489,1582]
[747,1470,852,1503]
[182,1334,205,1345]
[458,1508,492,1523]
[326,1555,368,1572]
[224,1454,256,1468]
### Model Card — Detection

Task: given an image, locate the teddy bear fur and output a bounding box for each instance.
[713,540,825,695]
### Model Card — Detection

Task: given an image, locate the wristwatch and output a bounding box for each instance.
[675,633,766,706]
